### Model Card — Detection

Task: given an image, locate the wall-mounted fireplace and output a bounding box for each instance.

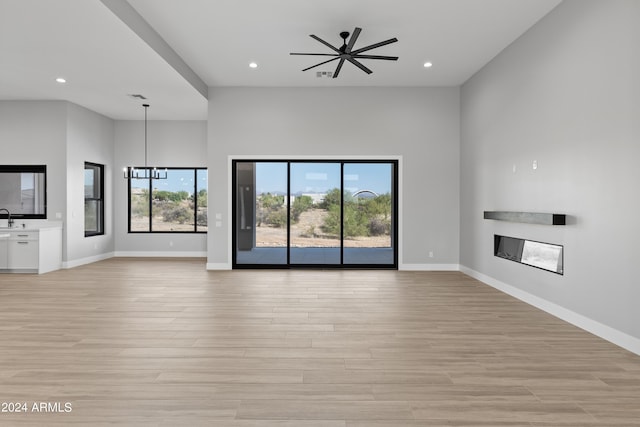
[494,235,563,275]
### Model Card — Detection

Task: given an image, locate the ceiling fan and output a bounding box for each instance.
[290,27,398,78]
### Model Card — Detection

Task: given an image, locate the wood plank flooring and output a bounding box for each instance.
[1,258,639,426]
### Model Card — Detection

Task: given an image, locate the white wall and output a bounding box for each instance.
[114,120,207,255]
[66,102,115,266]
[208,87,460,269]
[460,0,640,348]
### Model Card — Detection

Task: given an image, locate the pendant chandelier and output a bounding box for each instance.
[123,103,167,180]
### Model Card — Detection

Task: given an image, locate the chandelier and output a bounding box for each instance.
[123,104,167,180]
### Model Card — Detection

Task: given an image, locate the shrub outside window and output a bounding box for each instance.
[128,167,207,233]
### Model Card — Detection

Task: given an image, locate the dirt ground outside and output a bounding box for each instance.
[256,208,390,248]
[130,209,385,246]
[130,216,207,232]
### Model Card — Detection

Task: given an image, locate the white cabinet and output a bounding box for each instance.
[8,232,39,269]
[0,236,8,269]
[37,227,62,274]
[0,226,62,274]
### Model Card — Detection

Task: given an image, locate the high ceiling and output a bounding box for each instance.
[0,0,562,120]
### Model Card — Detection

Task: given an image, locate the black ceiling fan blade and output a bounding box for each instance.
[352,54,399,61]
[347,57,373,74]
[333,58,346,78]
[345,27,362,53]
[309,34,341,53]
[292,28,399,78]
[290,53,339,57]
[351,37,398,55]
[301,56,340,72]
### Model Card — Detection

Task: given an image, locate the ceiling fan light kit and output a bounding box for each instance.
[290,27,398,78]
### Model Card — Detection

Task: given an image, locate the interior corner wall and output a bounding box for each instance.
[113,120,207,255]
[0,101,117,266]
[66,102,115,265]
[460,0,640,343]
[0,101,67,241]
[207,87,460,269]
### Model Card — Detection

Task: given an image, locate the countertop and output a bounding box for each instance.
[0,221,63,232]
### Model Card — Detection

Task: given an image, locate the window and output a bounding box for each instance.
[84,162,104,236]
[128,167,207,233]
[0,165,47,219]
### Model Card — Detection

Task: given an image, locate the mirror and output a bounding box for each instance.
[0,165,47,219]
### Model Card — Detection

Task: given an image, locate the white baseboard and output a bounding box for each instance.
[206,262,232,270]
[113,251,207,258]
[399,263,460,271]
[63,252,114,269]
[460,265,640,357]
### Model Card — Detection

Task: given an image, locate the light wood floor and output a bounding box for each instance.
[1,258,639,426]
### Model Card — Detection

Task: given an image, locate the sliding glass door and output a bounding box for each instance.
[233,159,397,269]
[289,162,341,265]
[235,162,288,265]
[342,163,395,265]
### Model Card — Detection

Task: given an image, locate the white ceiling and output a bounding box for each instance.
[0,0,562,120]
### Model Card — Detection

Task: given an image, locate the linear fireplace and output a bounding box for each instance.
[494,235,563,275]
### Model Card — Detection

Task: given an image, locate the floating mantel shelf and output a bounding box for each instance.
[484,211,566,225]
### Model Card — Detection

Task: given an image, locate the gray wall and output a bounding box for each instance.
[0,101,67,224]
[66,102,115,264]
[1,101,208,260]
[460,0,640,342]
[207,87,460,269]
[0,101,116,265]
[114,120,207,255]
[0,101,68,258]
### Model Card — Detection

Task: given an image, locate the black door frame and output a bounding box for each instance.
[232,159,398,269]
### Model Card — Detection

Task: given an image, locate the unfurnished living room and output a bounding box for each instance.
[1,0,640,425]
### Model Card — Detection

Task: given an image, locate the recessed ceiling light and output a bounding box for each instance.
[249,62,258,69]
[55,77,67,83]
[423,62,433,68]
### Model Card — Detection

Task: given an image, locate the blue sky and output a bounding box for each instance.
[130,169,208,193]
[126,164,392,195]
[255,162,392,195]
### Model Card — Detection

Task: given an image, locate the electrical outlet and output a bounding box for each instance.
[428,251,434,258]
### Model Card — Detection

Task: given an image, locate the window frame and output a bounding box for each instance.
[0,164,47,219]
[84,162,105,237]
[127,167,208,234]
[231,159,398,269]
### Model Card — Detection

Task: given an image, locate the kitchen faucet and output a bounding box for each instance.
[0,208,13,228]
